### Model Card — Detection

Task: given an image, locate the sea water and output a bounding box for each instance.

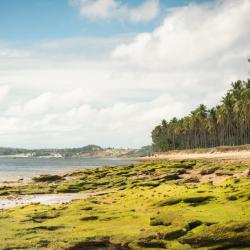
[0,157,135,180]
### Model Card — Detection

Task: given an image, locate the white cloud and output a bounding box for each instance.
[0,42,31,58]
[0,89,187,148]
[112,0,250,69]
[0,0,249,148]
[6,89,97,116]
[71,0,159,22]
[0,85,9,102]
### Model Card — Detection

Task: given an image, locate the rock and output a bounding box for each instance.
[227,195,238,201]
[177,168,187,175]
[172,163,195,169]
[81,206,93,211]
[186,220,203,230]
[157,198,182,206]
[200,168,217,175]
[150,217,172,226]
[32,174,64,182]
[67,240,131,250]
[179,221,250,249]
[80,216,98,221]
[164,228,187,240]
[244,169,250,178]
[216,171,233,176]
[137,239,166,248]
[162,173,180,181]
[182,176,200,183]
[182,196,213,204]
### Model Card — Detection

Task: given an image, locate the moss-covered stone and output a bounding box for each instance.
[180,221,250,249]
[0,159,249,250]
[32,174,64,182]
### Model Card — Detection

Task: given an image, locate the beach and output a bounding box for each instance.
[143,149,250,163]
[0,156,249,249]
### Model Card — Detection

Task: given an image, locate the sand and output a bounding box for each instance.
[142,150,250,163]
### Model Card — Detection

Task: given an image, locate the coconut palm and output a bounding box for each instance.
[151,72,250,151]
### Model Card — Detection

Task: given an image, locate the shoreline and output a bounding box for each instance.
[140,149,250,163]
[0,154,249,209]
[0,157,137,186]
[1,149,250,186]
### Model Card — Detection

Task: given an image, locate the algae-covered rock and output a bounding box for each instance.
[185,220,203,230]
[227,195,238,201]
[0,159,249,250]
[81,215,98,221]
[150,217,171,226]
[27,225,64,232]
[81,206,93,211]
[182,176,200,183]
[200,167,217,175]
[179,221,250,248]
[32,174,64,182]
[67,239,131,250]
[26,210,60,223]
[162,173,180,181]
[182,195,214,204]
[157,198,182,206]
[244,169,250,178]
[164,228,188,240]
[137,239,166,248]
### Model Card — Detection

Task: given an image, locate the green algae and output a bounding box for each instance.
[0,160,249,249]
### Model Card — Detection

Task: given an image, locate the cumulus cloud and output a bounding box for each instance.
[6,89,97,116]
[70,0,159,22]
[0,85,9,102]
[112,0,250,69]
[0,89,187,147]
[0,0,249,148]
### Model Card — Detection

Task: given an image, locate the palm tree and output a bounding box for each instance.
[151,64,250,151]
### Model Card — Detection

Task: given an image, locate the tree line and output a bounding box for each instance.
[152,66,250,151]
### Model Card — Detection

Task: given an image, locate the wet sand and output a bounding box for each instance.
[0,191,109,210]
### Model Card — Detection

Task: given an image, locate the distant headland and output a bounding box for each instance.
[0,145,152,158]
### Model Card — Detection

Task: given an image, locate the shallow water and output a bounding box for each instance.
[0,157,135,180]
[0,193,89,209]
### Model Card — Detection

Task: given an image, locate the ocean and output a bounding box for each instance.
[0,157,135,180]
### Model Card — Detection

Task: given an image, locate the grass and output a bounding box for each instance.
[0,160,249,249]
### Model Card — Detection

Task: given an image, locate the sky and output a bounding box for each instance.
[0,0,249,149]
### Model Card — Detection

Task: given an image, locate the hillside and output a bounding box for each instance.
[0,145,151,158]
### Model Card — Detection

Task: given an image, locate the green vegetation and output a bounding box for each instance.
[0,144,103,157]
[120,146,152,157]
[0,144,151,157]
[152,74,250,151]
[0,147,29,155]
[0,160,249,249]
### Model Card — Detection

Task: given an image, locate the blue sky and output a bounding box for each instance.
[0,0,210,41]
[0,0,249,148]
